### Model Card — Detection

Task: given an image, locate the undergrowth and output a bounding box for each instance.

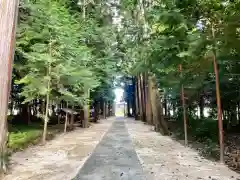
[8,124,42,153]
[171,116,220,159]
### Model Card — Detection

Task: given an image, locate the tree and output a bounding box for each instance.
[0,0,19,174]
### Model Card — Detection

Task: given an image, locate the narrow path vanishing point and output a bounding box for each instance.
[74,117,146,180]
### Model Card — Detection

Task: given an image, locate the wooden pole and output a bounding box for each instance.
[0,0,19,174]
[212,24,224,163]
[179,64,188,146]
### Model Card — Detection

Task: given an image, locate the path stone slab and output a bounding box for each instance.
[75,118,146,180]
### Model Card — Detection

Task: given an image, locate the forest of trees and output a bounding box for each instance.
[1,0,240,175]
[121,0,240,171]
[0,0,118,174]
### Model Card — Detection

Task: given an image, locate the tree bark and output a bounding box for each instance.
[94,101,100,122]
[140,74,146,121]
[106,101,109,117]
[149,76,162,132]
[64,102,68,133]
[135,76,139,120]
[42,81,50,144]
[164,95,167,116]
[199,94,204,119]
[137,75,143,121]
[212,23,224,163]
[149,76,169,134]
[83,89,89,128]
[70,105,74,129]
[132,77,136,117]
[0,0,19,174]
[70,113,74,130]
[27,105,31,125]
[64,113,68,133]
[147,76,153,125]
[103,101,106,119]
[145,73,152,124]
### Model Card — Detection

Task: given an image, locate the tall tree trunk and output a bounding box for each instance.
[106,101,109,117]
[180,64,188,145]
[70,105,74,129]
[135,76,139,120]
[149,76,169,134]
[147,75,153,125]
[230,104,237,126]
[94,101,100,122]
[64,102,68,133]
[27,105,31,125]
[145,73,152,124]
[32,99,37,116]
[42,81,50,144]
[83,89,89,128]
[164,95,167,116]
[64,113,68,133]
[237,102,240,124]
[57,103,61,125]
[156,84,169,134]
[40,100,45,117]
[149,76,162,133]
[199,94,204,119]
[0,0,19,174]
[70,113,74,130]
[212,23,224,163]
[138,75,143,121]
[103,101,106,119]
[20,103,30,124]
[132,77,136,117]
[140,74,146,121]
[127,96,131,117]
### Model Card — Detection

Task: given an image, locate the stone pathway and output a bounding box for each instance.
[4,117,240,180]
[75,117,146,180]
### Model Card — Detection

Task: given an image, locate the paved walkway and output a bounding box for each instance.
[75,117,146,180]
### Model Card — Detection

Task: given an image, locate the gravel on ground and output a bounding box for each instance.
[125,118,240,180]
[3,118,114,180]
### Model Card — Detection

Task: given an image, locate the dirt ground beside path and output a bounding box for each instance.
[125,118,240,180]
[3,118,114,180]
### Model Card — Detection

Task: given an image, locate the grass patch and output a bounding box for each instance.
[8,124,42,153]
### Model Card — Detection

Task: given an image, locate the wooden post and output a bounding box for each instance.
[179,64,188,146]
[0,0,19,174]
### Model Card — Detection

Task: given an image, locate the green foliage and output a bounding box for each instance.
[8,124,42,152]
[14,0,119,108]
[118,0,240,121]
